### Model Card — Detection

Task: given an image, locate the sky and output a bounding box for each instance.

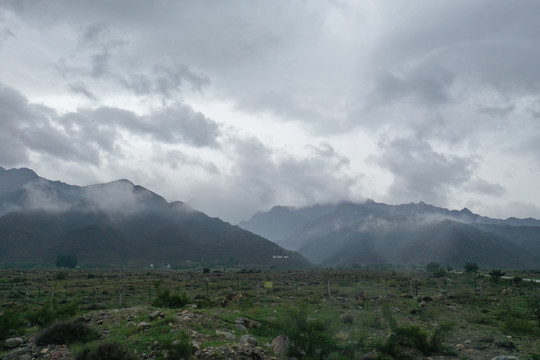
[1,0,540,224]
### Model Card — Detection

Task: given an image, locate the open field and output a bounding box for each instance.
[2,267,540,359]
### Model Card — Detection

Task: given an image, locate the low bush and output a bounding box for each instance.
[153,288,192,308]
[0,308,26,340]
[75,341,136,360]
[161,332,193,360]
[35,320,100,346]
[279,303,337,360]
[26,300,80,327]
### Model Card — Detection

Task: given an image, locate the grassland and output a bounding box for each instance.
[2,267,540,359]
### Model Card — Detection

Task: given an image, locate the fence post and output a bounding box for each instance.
[385,279,388,297]
[119,292,123,308]
[237,278,240,295]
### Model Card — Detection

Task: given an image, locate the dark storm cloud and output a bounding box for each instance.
[0,82,108,165]
[0,82,221,167]
[376,137,477,205]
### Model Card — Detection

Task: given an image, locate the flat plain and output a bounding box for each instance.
[1,267,540,359]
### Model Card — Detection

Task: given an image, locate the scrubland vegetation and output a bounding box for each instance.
[2,266,540,359]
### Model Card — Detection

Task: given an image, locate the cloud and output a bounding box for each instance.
[182,137,362,223]
[0,82,221,168]
[376,136,476,206]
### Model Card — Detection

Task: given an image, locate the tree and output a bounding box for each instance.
[55,254,77,269]
[463,262,479,274]
[489,269,505,284]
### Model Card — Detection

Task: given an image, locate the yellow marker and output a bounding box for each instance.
[264,281,273,288]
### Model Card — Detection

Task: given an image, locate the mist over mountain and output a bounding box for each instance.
[239,200,540,269]
[0,166,309,268]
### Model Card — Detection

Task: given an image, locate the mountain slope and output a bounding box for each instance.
[240,200,540,269]
[0,167,309,268]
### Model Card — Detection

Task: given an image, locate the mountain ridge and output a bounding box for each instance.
[239,201,540,269]
[0,167,309,268]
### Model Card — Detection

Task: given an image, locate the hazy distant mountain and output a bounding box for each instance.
[0,167,309,268]
[240,200,540,269]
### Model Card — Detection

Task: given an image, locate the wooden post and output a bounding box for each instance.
[119,292,123,308]
[414,280,419,297]
[385,279,388,297]
[474,276,478,296]
[237,277,240,295]
[205,281,209,298]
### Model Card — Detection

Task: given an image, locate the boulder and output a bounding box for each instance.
[4,337,23,349]
[236,317,261,329]
[271,335,290,356]
[137,321,152,331]
[239,334,258,346]
[491,356,521,360]
[216,330,236,341]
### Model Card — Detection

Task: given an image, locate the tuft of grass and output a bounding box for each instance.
[75,341,137,360]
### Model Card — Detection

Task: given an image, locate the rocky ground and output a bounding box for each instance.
[2,304,528,360]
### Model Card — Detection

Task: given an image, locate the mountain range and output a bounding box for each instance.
[239,201,540,269]
[0,166,308,268]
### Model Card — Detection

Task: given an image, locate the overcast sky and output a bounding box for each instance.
[1,0,540,223]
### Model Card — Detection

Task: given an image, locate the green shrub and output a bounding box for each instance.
[75,341,136,360]
[55,271,68,280]
[433,268,446,278]
[504,316,535,334]
[153,288,192,308]
[280,303,337,360]
[162,332,193,360]
[35,320,99,346]
[26,300,80,327]
[0,309,26,340]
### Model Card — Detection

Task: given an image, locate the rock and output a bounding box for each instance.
[340,313,354,325]
[491,356,521,360]
[235,323,248,333]
[216,330,236,341]
[137,321,152,331]
[3,348,30,360]
[271,335,290,356]
[149,310,163,320]
[4,337,23,349]
[239,334,258,346]
[127,321,137,327]
[236,317,262,329]
[356,290,369,301]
